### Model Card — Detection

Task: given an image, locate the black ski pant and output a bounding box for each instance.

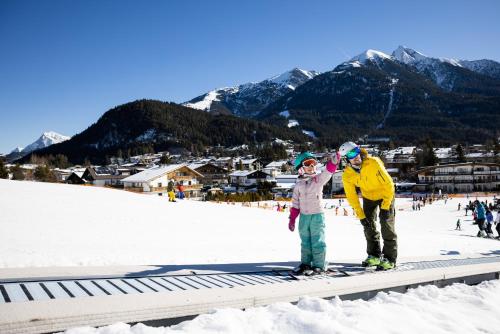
[361,198,397,263]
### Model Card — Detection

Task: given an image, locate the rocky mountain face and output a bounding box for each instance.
[183,68,319,117]
[257,48,500,146]
[391,46,500,95]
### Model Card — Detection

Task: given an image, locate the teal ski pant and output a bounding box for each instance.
[298,213,326,269]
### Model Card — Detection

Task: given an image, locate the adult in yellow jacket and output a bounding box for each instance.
[339,141,397,270]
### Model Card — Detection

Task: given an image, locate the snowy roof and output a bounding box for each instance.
[215,157,232,162]
[229,170,255,177]
[385,147,416,158]
[465,152,494,158]
[240,158,258,164]
[122,164,189,182]
[265,160,289,168]
[435,148,452,158]
[187,163,205,171]
[229,170,268,177]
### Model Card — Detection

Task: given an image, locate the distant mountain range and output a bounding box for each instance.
[256,46,500,145]
[20,100,307,164]
[6,131,70,162]
[14,46,500,163]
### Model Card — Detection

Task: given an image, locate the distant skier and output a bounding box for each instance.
[485,209,494,238]
[167,180,176,202]
[475,201,486,237]
[455,219,461,231]
[177,182,185,199]
[458,203,461,211]
[495,209,500,239]
[340,141,397,270]
[288,151,340,275]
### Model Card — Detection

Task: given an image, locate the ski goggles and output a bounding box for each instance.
[345,147,361,160]
[302,158,317,167]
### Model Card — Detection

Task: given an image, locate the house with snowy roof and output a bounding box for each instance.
[229,170,270,187]
[187,163,229,186]
[212,157,234,170]
[236,158,261,171]
[121,164,203,197]
[81,166,126,187]
[383,147,417,178]
[263,160,290,177]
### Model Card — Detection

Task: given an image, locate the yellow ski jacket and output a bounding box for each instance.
[342,149,395,220]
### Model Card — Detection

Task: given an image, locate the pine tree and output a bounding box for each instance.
[0,160,9,179]
[11,165,25,180]
[160,154,171,165]
[423,139,438,167]
[34,166,57,182]
[456,144,466,163]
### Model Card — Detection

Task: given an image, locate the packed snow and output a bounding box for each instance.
[63,280,500,334]
[1,179,499,333]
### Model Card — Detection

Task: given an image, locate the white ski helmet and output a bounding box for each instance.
[339,141,359,157]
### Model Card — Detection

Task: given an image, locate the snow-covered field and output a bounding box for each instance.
[1,179,499,333]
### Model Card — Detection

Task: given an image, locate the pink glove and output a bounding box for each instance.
[288,207,300,232]
[326,152,340,173]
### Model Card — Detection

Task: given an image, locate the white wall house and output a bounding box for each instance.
[229,170,270,187]
[121,164,203,196]
[263,160,289,177]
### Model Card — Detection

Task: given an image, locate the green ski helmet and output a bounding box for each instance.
[294,151,315,170]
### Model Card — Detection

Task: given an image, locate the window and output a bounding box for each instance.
[158,182,162,188]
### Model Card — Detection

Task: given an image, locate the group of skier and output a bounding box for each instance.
[288,141,397,276]
[470,200,500,238]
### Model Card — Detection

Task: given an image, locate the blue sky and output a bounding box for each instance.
[1,0,499,153]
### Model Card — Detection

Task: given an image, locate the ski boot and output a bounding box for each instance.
[377,258,396,271]
[362,255,381,267]
[293,264,312,275]
[310,267,325,276]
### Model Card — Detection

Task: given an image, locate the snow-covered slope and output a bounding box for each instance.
[183,68,319,117]
[0,178,497,268]
[459,59,500,80]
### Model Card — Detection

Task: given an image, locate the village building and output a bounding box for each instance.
[383,147,417,179]
[262,160,290,177]
[229,170,271,187]
[415,162,500,193]
[121,164,203,197]
[187,163,229,186]
[81,166,127,187]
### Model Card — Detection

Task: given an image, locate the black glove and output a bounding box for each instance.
[360,218,368,226]
[379,209,391,221]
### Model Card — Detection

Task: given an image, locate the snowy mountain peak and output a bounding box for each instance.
[20,131,70,154]
[10,147,24,154]
[269,68,319,89]
[392,46,428,64]
[350,49,392,64]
